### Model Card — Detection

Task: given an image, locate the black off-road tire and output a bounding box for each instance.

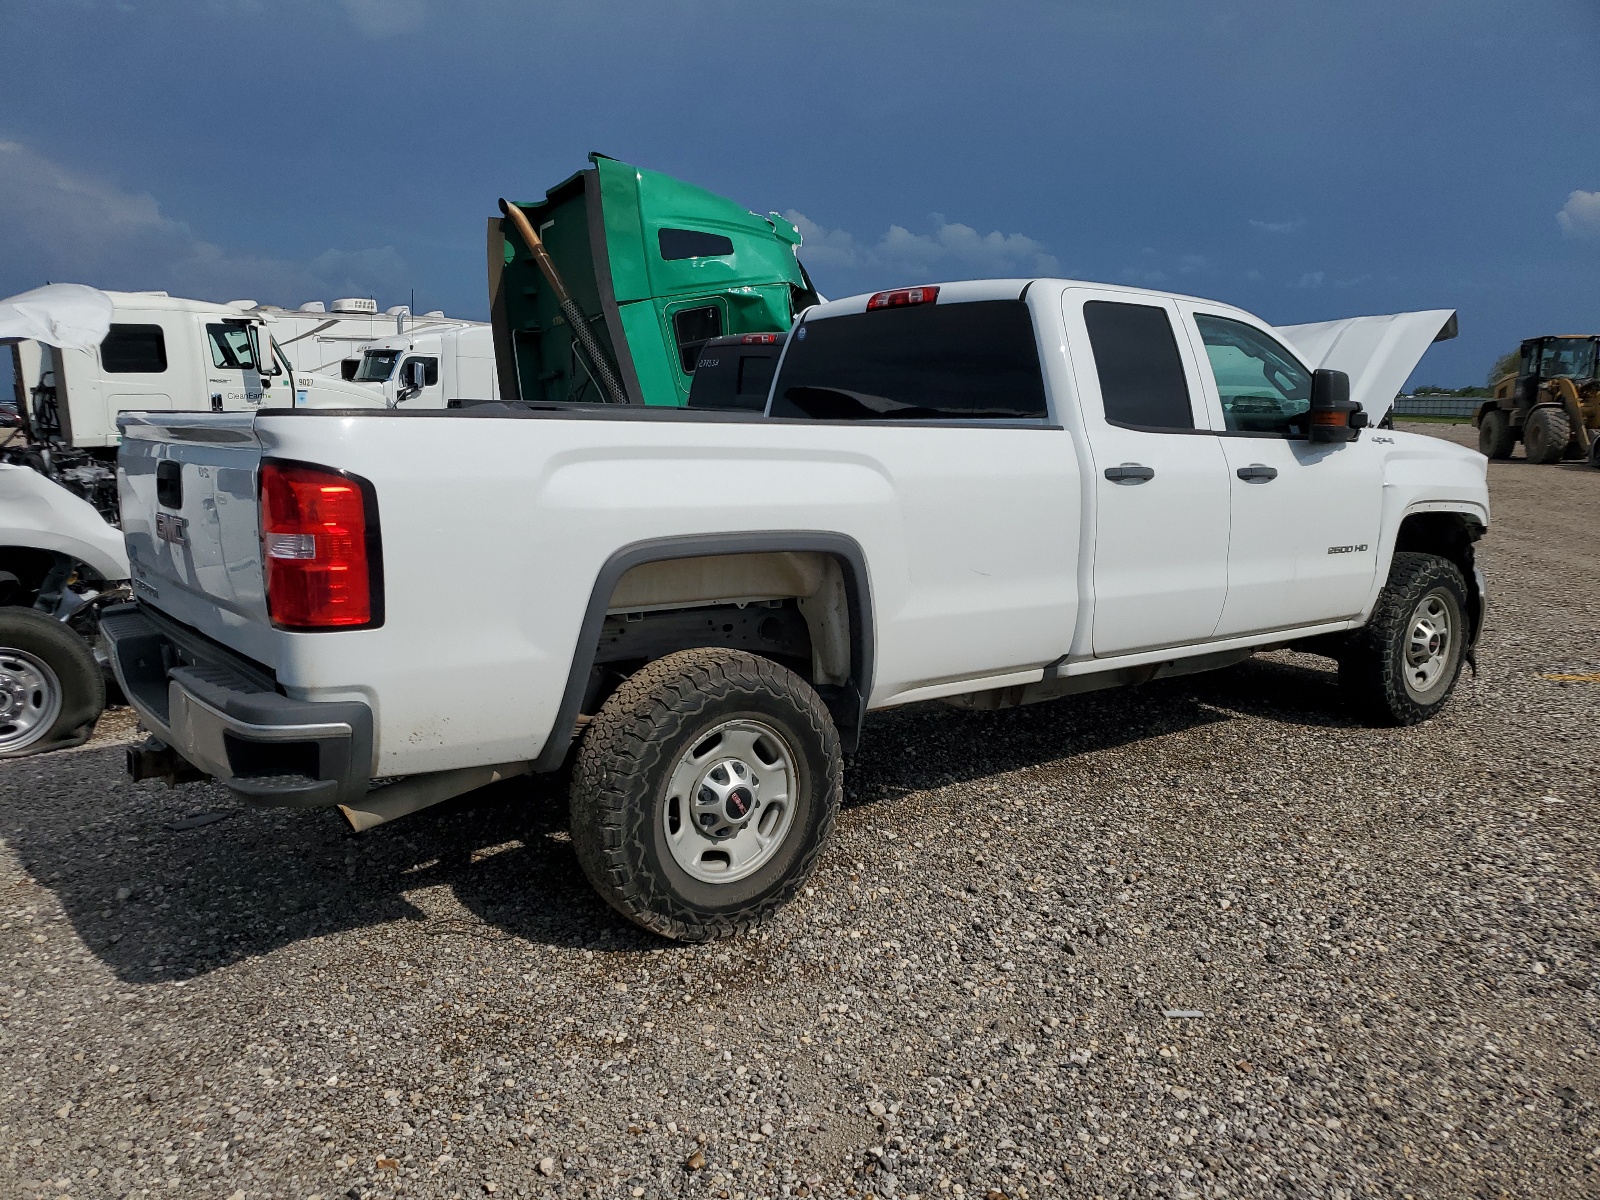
[1339,552,1469,726]
[1523,407,1571,464]
[0,607,105,757]
[1589,432,1600,470]
[568,647,842,941]
[1476,409,1516,460]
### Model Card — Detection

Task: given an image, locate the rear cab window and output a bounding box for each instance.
[768,299,1047,421]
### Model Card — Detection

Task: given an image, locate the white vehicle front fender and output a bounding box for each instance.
[0,464,129,581]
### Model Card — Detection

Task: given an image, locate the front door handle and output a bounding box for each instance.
[1236,464,1279,482]
[1104,463,1156,483]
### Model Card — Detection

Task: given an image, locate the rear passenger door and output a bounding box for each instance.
[1062,290,1232,657]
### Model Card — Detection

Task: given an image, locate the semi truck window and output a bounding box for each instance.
[673,306,723,373]
[206,323,259,371]
[400,356,439,386]
[769,300,1047,421]
[659,228,735,260]
[100,324,168,373]
[354,350,401,382]
[1193,314,1311,436]
[1082,302,1192,430]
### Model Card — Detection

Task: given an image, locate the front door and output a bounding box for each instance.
[1063,290,1232,657]
[203,319,264,412]
[1179,304,1384,636]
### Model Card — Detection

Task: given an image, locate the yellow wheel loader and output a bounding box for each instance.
[1477,335,1600,467]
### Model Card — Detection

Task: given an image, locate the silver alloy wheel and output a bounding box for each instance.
[0,646,63,755]
[662,718,799,885]
[1403,590,1454,696]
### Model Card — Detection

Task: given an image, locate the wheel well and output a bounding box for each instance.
[1393,511,1485,641]
[0,547,58,607]
[536,540,874,772]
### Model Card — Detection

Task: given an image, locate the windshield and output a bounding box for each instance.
[354,349,401,382]
[1539,338,1597,381]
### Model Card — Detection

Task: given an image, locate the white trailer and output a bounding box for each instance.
[246,296,489,381]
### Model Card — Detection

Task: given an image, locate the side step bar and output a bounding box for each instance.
[338,761,532,833]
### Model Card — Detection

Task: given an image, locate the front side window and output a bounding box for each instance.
[768,300,1047,421]
[1082,301,1193,430]
[673,305,723,373]
[100,323,167,373]
[1194,314,1312,436]
[354,349,401,382]
[206,323,258,371]
[400,356,439,387]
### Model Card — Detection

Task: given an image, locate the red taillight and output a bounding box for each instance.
[741,333,781,345]
[866,285,940,310]
[260,461,377,629]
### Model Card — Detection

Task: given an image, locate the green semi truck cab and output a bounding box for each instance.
[489,154,818,407]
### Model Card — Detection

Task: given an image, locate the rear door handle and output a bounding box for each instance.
[1104,463,1156,483]
[1236,464,1278,482]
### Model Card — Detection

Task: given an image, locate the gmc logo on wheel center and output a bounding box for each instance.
[1327,544,1369,555]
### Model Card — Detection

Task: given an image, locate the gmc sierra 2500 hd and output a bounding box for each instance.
[106,278,1487,940]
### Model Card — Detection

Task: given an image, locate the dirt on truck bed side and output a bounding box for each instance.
[1,422,1596,1200]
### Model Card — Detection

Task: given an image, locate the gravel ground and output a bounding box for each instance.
[2,422,1596,1200]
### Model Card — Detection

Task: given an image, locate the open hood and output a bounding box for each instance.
[1276,309,1458,423]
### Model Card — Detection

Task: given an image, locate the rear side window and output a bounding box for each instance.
[100,323,167,373]
[769,300,1047,421]
[1082,302,1192,430]
[659,228,735,260]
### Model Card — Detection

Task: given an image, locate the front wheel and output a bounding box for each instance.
[1477,409,1516,460]
[1339,552,1469,726]
[0,607,105,757]
[569,647,842,941]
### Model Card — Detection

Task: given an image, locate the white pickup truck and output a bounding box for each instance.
[106,278,1488,940]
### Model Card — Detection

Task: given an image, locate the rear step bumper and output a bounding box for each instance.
[101,604,373,807]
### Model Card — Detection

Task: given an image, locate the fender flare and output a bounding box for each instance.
[532,531,876,772]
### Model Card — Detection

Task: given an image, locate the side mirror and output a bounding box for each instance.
[1308,368,1362,443]
[249,325,281,376]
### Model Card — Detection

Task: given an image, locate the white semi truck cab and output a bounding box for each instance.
[346,323,501,408]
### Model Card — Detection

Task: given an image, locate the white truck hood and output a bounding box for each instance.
[1276,309,1458,424]
[0,464,129,580]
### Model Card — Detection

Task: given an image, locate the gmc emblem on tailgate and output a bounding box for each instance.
[155,512,189,546]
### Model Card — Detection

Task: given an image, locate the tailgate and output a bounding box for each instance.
[117,412,277,666]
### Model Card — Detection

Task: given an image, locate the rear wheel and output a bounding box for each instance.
[1523,407,1571,464]
[1339,553,1469,726]
[0,607,104,757]
[1477,409,1516,459]
[1589,432,1600,470]
[568,647,841,941]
